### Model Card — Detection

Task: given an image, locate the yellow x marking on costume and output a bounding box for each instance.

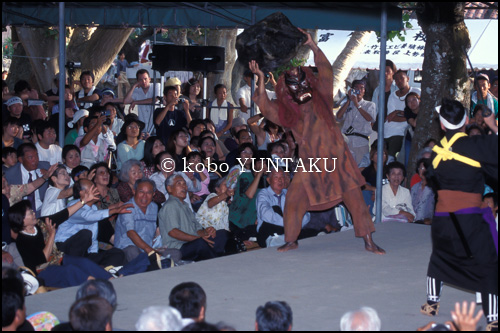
[432,133,481,169]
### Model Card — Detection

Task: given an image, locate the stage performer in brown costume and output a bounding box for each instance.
[249,29,385,254]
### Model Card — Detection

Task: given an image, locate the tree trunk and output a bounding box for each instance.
[66,28,134,85]
[15,27,60,93]
[206,29,238,104]
[6,28,36,92]
[121,28,154,63]
[408,2,470,185]
[331,31,372,98]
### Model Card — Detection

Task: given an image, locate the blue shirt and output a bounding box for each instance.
[114,198,158,250]
[55,200,109,253]
[256,187,310,232]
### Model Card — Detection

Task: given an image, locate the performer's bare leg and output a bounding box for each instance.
[342,187,386,255]
[278,174,309,252]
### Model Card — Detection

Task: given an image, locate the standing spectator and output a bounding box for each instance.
[491,76,498,99]
[207,84,234,138]
[76,71,102,110]
[154,86,191,144]
[5,97,32,141]
[35,121,63,165]
[411,158,435,224]
[372,60,398,133]
[124,69,161,135]
[255,301,293,331]
[169,282,206,323]
[158,173,228,261]
[471,73,498,118]
[115,179,159,262]
[374,161,415,223]
[384,70,421,158]
[116,51,135,99]
[2,117,23,149]
[116,117,146,170]
[336,80,376,165]
[181,78,203,120]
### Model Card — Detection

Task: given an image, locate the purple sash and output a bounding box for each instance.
[435,207,498,254]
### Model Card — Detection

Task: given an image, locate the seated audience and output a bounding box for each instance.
[199,136,224,192]
[69,296,113,331]
[374,161,415,223]
[76,115,116,168]
[340,307,381,331]
[40,165,73,216]
[115,179,160,262]
[169,282,206,323]
[116,117,146,170]
[117,159,165,205]
[158,173,229,261]
[5,143,51,218]
[2,147,17,171]
[65,109,89,145]
[229,147,263,242]
[167,129,191,172]
[186,151,210,211]
[55,179,132,266]
[62,144,82,175]
[141,136,166,178]
[135,306,189,331]
[410,158,435,224]
[256,168,317,248]
[225,128,253,169]
[255,301,293,331]
[248,116,283,151]
[196,177,234,231]
[2,117,23,149]
[103,102,124,136]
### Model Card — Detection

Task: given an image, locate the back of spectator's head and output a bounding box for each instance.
[340,307,381,331]
[182,322,220,331]
[424,138,438,148]
[14,80,31,94]
[169,282,207,322]
[135,306,187,331]
[2,267,25,298]
[255,301,293,331]
[79,71,95,83]
[69,295,113,331]
[437,98,467,130]
[76,279,117,311]
[2,289,25,330]
[386,161,406,178]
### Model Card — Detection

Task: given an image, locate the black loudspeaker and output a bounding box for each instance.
[150,45,225,73]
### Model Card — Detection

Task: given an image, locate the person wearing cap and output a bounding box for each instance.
[166,77,182,97]
[471,73,498,118]
[124,69,161,135]
[116,117,146,170]
[75,71,102,110]
[154,85,191,145]
[336,80,376,165]
[5,96,32,141]
[65,109,89,145]
[421,99,498,331]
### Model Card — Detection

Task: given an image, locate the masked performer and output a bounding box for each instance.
[420,99,498,331]
[249,29,384,254]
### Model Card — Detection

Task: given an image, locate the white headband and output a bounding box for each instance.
[435,106,467,130]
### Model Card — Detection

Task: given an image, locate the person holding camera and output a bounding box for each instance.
[75,115,116,168]
[153,85,192,145]
[336,80,376,165]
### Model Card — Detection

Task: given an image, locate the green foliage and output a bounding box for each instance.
[274,58,307,78]
[376,4,415,42]
[2,37,13,59]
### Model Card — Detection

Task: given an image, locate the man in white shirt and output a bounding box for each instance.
[35,121,62,165]
[75,71,102,110]
[384,70,421,158]
[124,69,161,135]
[236,70,276,123]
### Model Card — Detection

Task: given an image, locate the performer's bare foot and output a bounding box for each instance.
[277,241,299,252]
[363,234,386,255]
